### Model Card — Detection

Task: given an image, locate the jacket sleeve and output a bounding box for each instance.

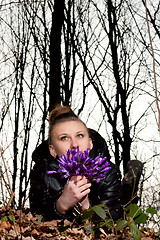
[99,163,123,220]
[90,162,123,221]
[29,164,74,221]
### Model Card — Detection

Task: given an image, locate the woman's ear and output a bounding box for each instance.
[89,138,93,150]
[49,145,57,158]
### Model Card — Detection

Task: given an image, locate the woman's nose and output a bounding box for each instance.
[70,138,78,149]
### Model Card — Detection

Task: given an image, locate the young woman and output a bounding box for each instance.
[29,105,141,221]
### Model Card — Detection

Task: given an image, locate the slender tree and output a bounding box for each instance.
[49,0,65,110]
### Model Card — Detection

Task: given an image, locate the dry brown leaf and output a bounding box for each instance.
[99,227,108,237]
[40,232,54,238]
[11,223,21,233]
[21,225,33,233]
[44,219,59,226]
[8,229,18,238]
[23,236,36,240]
[31,228,41,236]
[0,228,8,237]
[1,221,12,230]
[26,212,34,221]
[63,219,72,226]
[16,209,23,217]
[141,238,153,240]
[0,236,6,240]
[1,205,6,211]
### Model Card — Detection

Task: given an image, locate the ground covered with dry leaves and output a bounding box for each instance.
[0,207,159,240]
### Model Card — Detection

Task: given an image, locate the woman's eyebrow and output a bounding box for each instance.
[58,133,68,137]
[76,130,86,134]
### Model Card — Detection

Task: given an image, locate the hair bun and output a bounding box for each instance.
[49,104,73,123]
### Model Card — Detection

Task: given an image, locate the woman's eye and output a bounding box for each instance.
[77,134,83,138]
[61,136,68,141]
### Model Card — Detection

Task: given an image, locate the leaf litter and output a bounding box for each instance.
[0,207,159,239]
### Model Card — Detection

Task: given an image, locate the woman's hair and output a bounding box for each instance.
[48,104,87,145]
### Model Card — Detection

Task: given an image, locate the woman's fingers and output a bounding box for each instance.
[70,175,90,187]
[70,175,83,182]
[67,181,90,195]
[78,182,91,193]
[56,175,91,214]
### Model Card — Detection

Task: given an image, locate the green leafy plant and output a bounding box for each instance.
[125,204,157,224]
[37,215,45,222]
[1,214,15,223]
[79,203,157,239]
[57,203,158,239]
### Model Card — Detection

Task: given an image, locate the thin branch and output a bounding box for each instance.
[0,146,14,208]
[145,0,160,132]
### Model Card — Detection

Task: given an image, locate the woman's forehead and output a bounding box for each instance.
[52,120,88,133]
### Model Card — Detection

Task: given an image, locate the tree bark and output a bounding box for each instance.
[49,0,65,111]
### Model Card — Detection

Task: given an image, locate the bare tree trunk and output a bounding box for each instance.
[49,0,65,110]
[107,0,132,173]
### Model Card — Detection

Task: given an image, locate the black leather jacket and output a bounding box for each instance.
[29,129,123,221]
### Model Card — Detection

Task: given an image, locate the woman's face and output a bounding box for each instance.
[49,120,93,158]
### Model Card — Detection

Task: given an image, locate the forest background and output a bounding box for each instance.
[0,0,159,230]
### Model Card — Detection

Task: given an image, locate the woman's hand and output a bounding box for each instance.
[56,175,91,215]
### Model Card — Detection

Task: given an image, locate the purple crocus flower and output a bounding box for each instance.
[47,147,111,183]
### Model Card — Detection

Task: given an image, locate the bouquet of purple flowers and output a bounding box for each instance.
[47,147,111,183]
